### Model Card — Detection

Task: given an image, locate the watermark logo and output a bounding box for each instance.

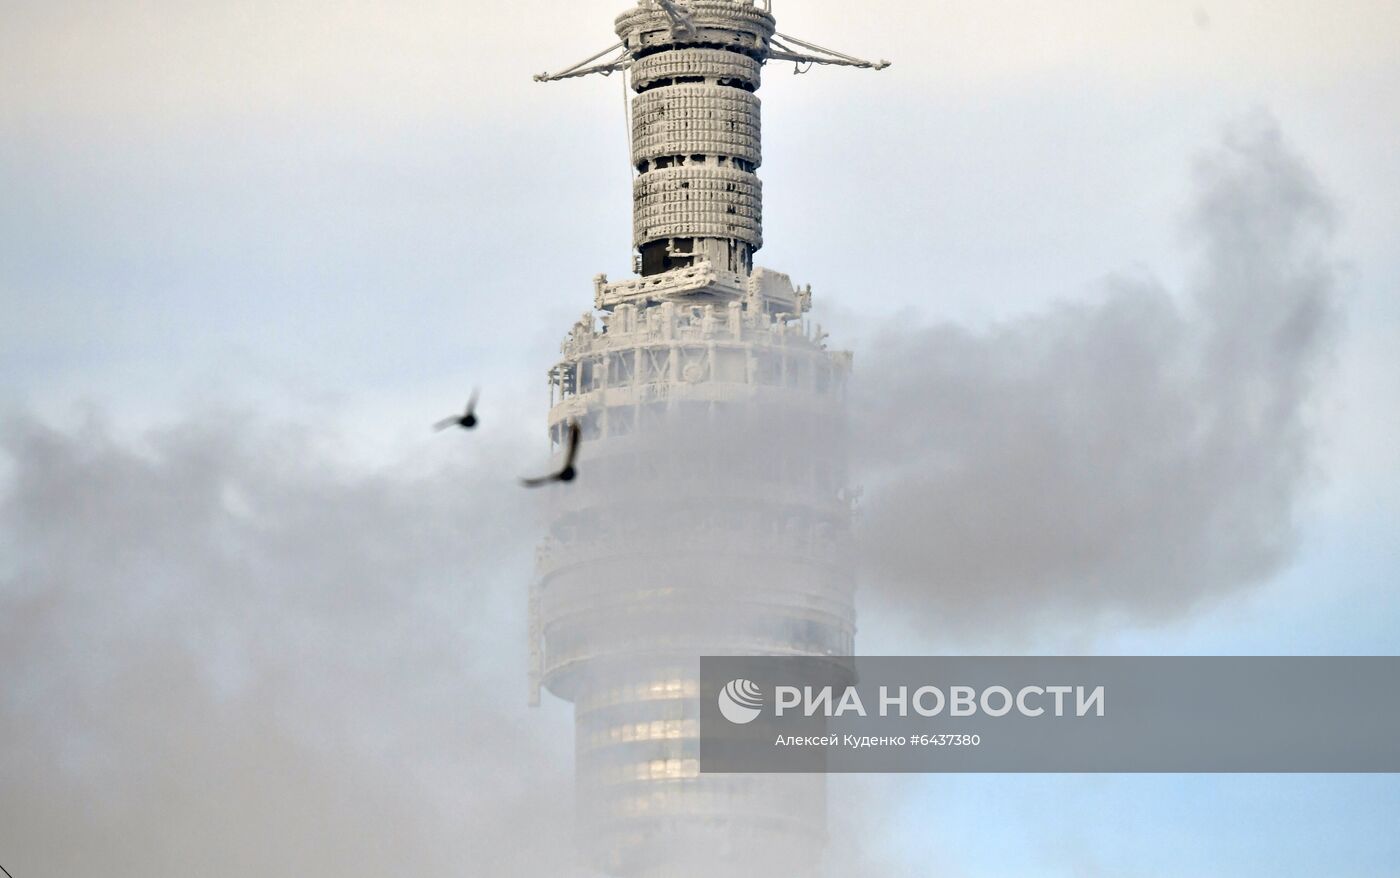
[702,656,1400,773]
[718,678,764,724]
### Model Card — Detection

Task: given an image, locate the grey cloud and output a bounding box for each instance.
[0,406,893,878]
[852,114,1340,634]
[0,413,588,877]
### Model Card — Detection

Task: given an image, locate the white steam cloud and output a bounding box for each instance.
[0,416,583,876]
[853,114,1339,633]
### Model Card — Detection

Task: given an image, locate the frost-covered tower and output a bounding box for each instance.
[529,3,885,875]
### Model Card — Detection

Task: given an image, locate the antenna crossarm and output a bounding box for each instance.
[534,41,633,83]
[770,32,891,70]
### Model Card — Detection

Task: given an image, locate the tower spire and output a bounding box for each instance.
[536,1,888,303]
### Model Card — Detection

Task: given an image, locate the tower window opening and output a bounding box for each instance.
[579,411,602,440]
[556,364,578,397]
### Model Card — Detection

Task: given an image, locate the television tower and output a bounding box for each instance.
[530,3,886,874]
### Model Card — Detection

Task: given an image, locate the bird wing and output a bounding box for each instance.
[466,387,480,413]
[561,421,581,470]
[432,416,459,431]
[521,424,579,486]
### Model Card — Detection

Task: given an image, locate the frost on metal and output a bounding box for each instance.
[530,3,884,874]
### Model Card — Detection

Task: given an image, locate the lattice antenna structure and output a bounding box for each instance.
[536,1,887,297]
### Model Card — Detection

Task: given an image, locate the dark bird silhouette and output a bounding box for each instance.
[434,389,480,431]
[521,421,581,487]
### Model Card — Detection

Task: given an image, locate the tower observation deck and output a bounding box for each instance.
[530,3,886,875]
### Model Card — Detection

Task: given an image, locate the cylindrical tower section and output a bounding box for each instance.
[616,2,775,276]
[533,297,856,876]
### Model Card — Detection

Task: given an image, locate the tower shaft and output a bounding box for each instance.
[529,3,885,874]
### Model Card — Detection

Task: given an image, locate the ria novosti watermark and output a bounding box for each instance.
[699,656,1400,773]
[767,681,1105,719]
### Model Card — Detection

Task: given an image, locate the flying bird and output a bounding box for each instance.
[521,421,580,487]
[434,389,480,431]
